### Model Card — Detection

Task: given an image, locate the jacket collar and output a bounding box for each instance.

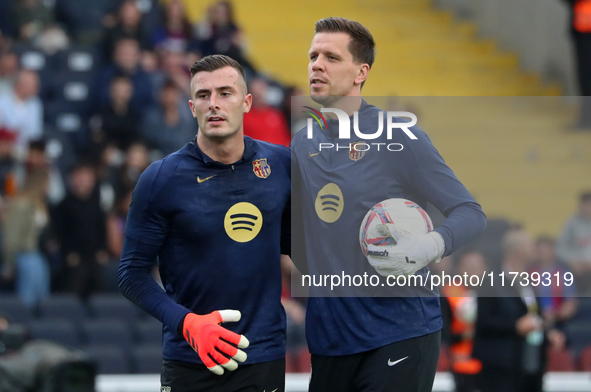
[189,135,258,165]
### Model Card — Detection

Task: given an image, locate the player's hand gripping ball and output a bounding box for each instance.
[359,198,445,277]
[182,310,249,375]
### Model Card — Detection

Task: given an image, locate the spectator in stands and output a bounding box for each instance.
[93,75,141,151]
[279,254,307,372]
[196,1,256,77]
[13,0,53,42]
[141,80,195,155]
[243,77,291,147]
[1,168,50,307]
[0,128,18,200]
[532,236,578,331]
[0,52,19,94]
[104,185,132,291]
[140,50,161,98]
[158,49,192,97]
[106,186,132,260]
[12,0,68,54]
[96,38,153,114]
[152,0,193,53]
[106,142,149,195]
[53,163,108,299]
[103,0,151,60]
[474,228,565,392]
[556,191,591,294]
[442,250,485,392]
[14,139,65,206]
[0,69,43,155]
[281,85,305,135]
[562,0,591,128]
[0,32,10,54]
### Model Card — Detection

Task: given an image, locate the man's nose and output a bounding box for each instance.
[209,95,220,111]
[311,57,325,72]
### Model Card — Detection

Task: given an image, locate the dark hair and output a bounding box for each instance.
[69,161,96,176]
[162,79,178,91]
[190,54,246,84]
[314,17,376,70]
[110,74,132,86]
[28,138,46,152]
[581,191,591,203]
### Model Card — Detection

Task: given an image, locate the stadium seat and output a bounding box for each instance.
[0,295,33,324]
[89,293,138,325]
[83,344,130,374]
[46,72,95,120]
[0,0,14,37]
[44,100,90,139]
[81,319,132,349]
[546,348,575,372]
[574,297,591,322]
[54,0,119,42]
[135,319,162,345]
[565,322,591,356]
[135,0,162,34]
[131,344,162,374]
[38,294,88,325]
[52,46,103,74]
[580,346,591,371]
[12,44,51,72]
[42,127,79,174]
[29,318,81,348]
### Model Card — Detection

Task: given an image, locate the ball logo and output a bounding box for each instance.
[224,202,263,242]
[315,183,344,223]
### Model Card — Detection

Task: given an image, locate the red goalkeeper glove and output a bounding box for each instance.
[182,309,249,375]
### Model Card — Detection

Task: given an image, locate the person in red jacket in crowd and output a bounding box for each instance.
[442,250,486,392]
[242,77,291,147]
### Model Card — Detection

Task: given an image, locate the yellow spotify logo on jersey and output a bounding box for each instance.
[315,183,344,223]
[224,202,263,242]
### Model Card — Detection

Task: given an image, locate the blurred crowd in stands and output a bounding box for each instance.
[0,0,591,382]
[433,191,591,390]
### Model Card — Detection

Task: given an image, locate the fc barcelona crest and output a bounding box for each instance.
[253,158,271,178]
[349,141,368,161]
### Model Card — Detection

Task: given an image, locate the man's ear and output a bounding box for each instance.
[189,99,197,118]
[243,93,252,114]
[354,64,370,86]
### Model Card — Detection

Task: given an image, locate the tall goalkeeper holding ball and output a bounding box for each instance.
[119,55,290,392]
[291,17,487,392]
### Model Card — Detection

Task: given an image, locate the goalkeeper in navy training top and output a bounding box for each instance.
[291,17,487,392]
[118,55,291,392]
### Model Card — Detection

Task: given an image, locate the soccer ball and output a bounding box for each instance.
[359,198,434,257]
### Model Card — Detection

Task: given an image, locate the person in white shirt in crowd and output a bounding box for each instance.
[556,191,591,294]
[0,69,43,157]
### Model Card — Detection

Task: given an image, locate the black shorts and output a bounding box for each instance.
[160,358,285,392]
[309,331,441,392]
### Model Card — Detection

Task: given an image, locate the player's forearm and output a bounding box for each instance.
[118,241,190,334]
[435,201,487,257]
[118,263,190,334]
